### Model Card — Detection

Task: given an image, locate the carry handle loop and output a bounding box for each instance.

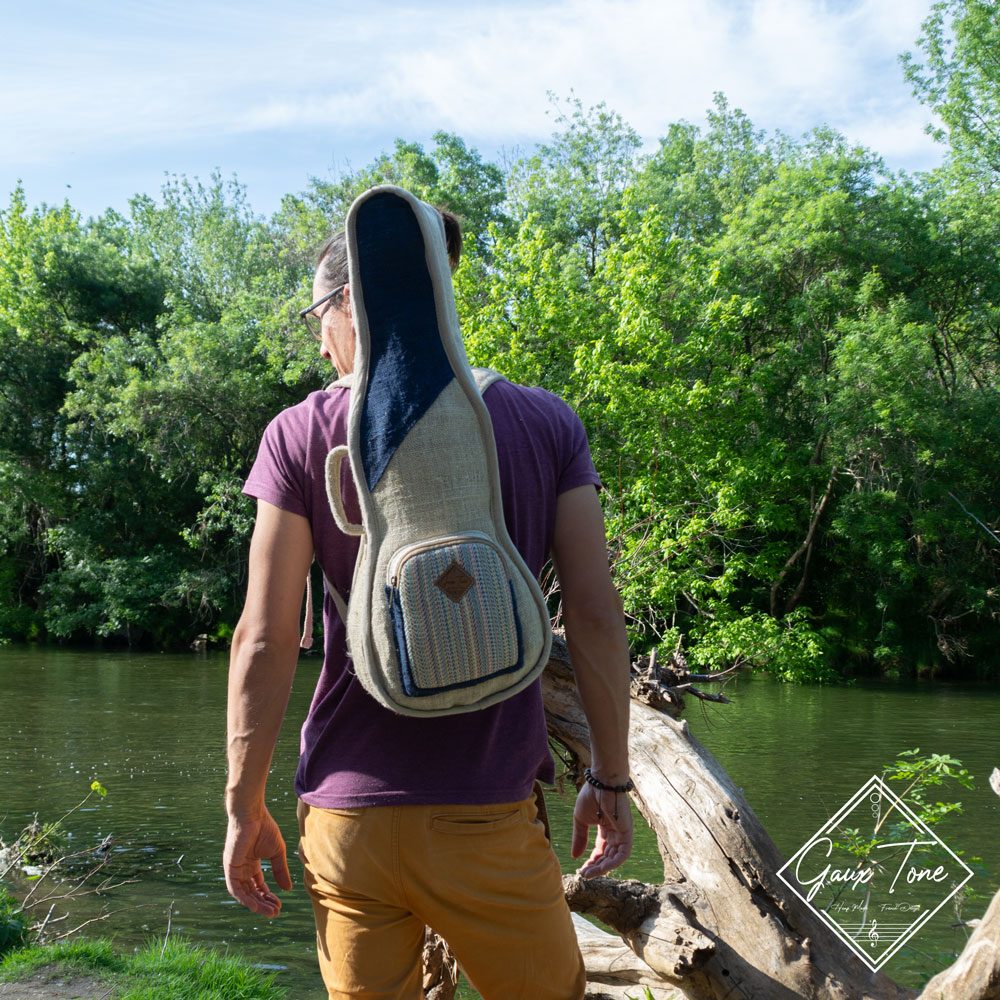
[325,446,364,537]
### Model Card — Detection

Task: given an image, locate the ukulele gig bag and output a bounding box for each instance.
[323,185,551,717]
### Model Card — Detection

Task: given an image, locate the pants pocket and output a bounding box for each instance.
[429,805,525,836]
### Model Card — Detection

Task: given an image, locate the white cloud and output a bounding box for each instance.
[1,0,943,176]
[233,0,941,170]
[843,100,941,168]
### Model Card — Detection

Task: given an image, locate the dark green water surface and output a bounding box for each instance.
[1,646,997,997]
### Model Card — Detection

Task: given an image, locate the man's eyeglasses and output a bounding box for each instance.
[298,284,346,341]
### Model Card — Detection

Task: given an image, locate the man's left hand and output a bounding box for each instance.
[571,782,634,879]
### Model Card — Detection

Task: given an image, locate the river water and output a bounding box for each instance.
[1,645,997,997]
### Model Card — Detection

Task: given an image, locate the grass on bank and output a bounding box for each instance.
[0,936,286,999]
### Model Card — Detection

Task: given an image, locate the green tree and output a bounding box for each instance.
[903,0,1000,175]
[275,131,507,265]
[57,175,313,640]
[635,93,782,240]
[1,93,998,676]
[506,96,641,273]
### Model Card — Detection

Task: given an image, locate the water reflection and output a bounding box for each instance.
[1,647,997,996]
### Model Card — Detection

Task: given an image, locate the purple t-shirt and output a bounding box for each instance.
[243,378,601,808]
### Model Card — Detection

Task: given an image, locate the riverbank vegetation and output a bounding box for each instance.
[0,0,997,680]
[0,782,285,998]
[0,938,286,998]
[0,781,129,956]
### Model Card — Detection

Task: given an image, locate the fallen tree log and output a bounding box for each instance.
[916,883,1000,1000]
[571,913,682,999]
[543,635,997,1000]
[421,638,995,999]
[422,927,459,1000]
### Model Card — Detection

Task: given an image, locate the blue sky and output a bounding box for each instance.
[3,0,943,220]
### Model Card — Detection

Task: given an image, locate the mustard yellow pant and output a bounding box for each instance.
[297,794,586,999]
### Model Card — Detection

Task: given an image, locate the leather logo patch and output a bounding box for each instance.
[435,561,475,603]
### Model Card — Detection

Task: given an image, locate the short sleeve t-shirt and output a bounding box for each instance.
[243,378,601,808]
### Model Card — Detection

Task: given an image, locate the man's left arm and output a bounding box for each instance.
[551,485,633,878]
[224,499,313,917]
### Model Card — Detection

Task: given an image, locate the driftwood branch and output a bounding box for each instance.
[916,888,1000,1000]
[422,928,458,1000]
[47,906,132,942]
[413,638,995,999]
[770,466,838,615]
[563,875,661,935]
[572,914,683,999]
[627,644,749,718]
[542,634,999,1000]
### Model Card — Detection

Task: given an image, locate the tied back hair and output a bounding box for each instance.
[316,207,463,290]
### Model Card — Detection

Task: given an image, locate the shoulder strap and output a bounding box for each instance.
[472,367,505,394]
[298,373,354,649]
[321,571,350,625]
[299,569,351,652]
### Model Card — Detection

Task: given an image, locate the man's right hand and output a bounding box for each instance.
[223,805,293,917]
[224,501,312,919]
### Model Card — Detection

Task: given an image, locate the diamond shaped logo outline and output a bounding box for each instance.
[776,775,974,971]
[434,560,475,603]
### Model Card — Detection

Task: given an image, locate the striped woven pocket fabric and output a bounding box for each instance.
[386,533,523,696]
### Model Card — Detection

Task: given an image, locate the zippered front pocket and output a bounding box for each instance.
[385,532,524,697]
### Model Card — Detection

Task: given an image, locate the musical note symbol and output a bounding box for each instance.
[868,920,879,948]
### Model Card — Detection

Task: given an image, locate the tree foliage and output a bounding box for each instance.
[0,175,321,646]
[1,54,998,679]
[902,0,1000,176]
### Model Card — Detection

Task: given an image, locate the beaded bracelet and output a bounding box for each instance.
[583,768,635,793]
[583,767,635,821]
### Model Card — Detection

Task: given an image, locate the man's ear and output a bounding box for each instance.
[341,283,351,308]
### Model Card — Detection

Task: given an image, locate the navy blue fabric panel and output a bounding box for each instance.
[508,580,525,673]
[387,584,420,697]
[355,193,454,492]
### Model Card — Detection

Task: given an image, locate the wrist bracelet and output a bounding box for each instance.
[583,768,635,794]
[583,768,633,821]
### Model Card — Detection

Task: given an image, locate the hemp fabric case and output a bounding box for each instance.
[323,186,552,717]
